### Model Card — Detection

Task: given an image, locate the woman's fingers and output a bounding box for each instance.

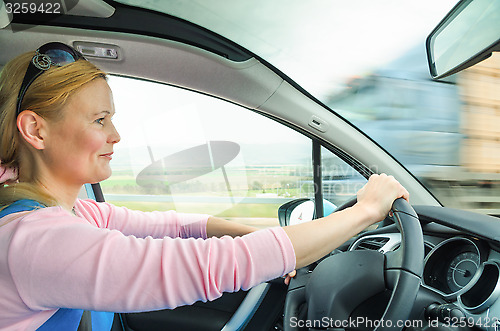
[356,173,409,222]
[401,185,410,203]
[284,269,297,285]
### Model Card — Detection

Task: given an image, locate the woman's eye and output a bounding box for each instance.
[95,118,105,125]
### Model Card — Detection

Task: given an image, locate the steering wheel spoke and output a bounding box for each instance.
[306,250,386,322]
[384,249,404,290]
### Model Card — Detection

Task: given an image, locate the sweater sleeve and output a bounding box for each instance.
[8,208,296,313]
[74,199,209,239]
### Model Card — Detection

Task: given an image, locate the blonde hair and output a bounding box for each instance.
[0,50,107,209]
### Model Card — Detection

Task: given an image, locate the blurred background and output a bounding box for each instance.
[329,51,500,215]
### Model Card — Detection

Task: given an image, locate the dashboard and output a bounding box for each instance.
[348,205,500,330]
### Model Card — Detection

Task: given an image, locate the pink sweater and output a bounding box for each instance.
[0,199,296,331]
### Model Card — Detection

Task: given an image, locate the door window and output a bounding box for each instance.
[102,76,367,228]
[103,76,316,229]
[321,146,366,209]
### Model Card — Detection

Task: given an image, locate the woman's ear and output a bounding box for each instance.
[17,110,46,150]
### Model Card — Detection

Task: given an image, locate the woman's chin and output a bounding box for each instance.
[89,169,112,184]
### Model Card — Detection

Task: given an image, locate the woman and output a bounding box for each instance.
[0,43,408,330]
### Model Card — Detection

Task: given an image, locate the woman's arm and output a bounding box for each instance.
[8,212,294,313]
[207,174,408,270]
[75,200,210,239]
[206,216,258,238]
[284,173,409,269]
[8,174,405,315]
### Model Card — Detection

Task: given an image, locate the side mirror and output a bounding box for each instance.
[426,0,500,79]
[278,199,337,227]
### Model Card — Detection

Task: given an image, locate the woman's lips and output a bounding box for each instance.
[100,152,113,160]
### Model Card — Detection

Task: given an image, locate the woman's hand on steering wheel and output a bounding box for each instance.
[356,173,410,223]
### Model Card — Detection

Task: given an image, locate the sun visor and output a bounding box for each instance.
[65,0,115,18]
[0,1,12,29]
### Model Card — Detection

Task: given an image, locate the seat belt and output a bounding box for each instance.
[78,311,93,330]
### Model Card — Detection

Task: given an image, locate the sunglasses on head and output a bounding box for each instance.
[16,42,86,116]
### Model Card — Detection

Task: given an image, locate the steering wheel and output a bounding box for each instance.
[283,198,424,331]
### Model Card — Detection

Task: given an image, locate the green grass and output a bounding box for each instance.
[108,200,281,218]
[100,177,137,187]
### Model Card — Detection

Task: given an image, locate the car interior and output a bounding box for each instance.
[1,0,499,330]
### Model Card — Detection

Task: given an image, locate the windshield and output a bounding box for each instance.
[113,0,500,215]
[115,0,456,98]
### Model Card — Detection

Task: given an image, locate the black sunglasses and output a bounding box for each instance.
[16,42,85,116]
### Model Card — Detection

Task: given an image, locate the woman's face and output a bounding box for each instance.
[42,78,120,186]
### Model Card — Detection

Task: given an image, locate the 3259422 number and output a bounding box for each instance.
[4,2,62,14]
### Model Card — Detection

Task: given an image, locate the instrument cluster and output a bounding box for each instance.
[423,237,500,313]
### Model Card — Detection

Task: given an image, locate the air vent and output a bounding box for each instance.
[355,237,389,251]
[392,242,434,257]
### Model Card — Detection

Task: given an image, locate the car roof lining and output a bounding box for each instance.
[7,1,253,62]
[0,24,282,109]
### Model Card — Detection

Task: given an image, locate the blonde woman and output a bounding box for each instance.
[0,43,408,330]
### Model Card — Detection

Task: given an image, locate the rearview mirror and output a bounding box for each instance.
[278,199,337,227]
[426,0,500,79]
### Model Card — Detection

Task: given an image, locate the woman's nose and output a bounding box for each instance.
[108,122,121,144]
